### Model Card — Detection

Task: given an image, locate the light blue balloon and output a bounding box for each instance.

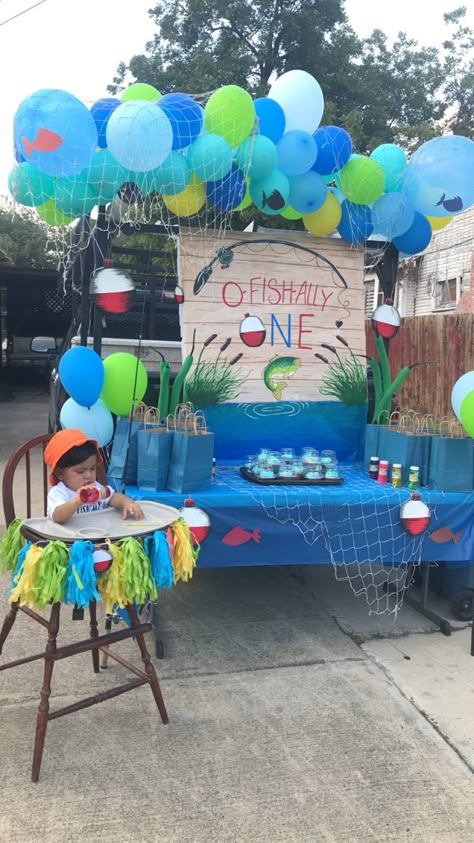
[249,169,290,216]
[60,398,114,447]
[106,101,173,172]
[14,89,98,178]
[135,151,190,196]
[235,135,277,180]
[288,171,327,214]
[54,177,98,217]
[401,135,474,217]
[187,133,233,181]
[370,144,407,193]
[371,193,415,238]
[277,130,318,176]
[451,372,474,421]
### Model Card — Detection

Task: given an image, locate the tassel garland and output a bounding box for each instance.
[33,540,69,608]
[0,519,25,573]
[119,537,157,605]
[97,542,128,614]
[8,544,44,606]
[170,518,199,584]
[66,541,100,608]
[144,531,174,589]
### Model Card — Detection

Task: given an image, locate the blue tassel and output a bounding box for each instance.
[145,531,173,589]
[6,542,31,595]
[65,541,100,608]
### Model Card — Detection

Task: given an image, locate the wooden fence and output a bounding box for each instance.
[365,312,474,419]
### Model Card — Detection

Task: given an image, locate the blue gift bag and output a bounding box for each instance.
[166,412,214,493]
[429,436,474,492]
[378,427,432,487]
[364,424,381,470]
[108,418,144,486]
[137,427,174,491]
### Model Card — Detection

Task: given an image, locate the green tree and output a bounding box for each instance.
[442,6,474,136]
[108,0,468,151]
[0,202,57,269]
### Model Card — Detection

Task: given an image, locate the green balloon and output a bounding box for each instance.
[339,156,385,205]
[459,391,474,438]
[83,149,129,203]
[36,197,75,227]
[280,206,302,220]
[204,85,255,147]
[8,163,54,207]
[54,176,98,217]
[101,353,148,416]
[121,82,161,103]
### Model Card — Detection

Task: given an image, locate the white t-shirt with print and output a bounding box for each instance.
[47,481,113,519]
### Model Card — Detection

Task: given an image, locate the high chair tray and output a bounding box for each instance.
[21,501,180,543]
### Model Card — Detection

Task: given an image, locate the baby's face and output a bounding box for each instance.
[59,455,97,492]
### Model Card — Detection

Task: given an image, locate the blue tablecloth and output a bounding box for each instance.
[125,466,474,570]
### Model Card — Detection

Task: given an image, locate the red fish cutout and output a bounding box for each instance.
[222,527,261,546]
[429,527,462,545]
[22,128,63,157]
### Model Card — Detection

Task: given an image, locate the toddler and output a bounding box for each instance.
[44,429,143,524]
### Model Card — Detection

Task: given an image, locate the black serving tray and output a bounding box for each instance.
[239,466,343,486]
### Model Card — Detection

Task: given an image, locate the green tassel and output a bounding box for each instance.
[0,519,24,574]
[119,537,157,605]
[34,541,69,608]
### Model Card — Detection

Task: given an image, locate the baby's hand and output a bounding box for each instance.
[122,498,144,520]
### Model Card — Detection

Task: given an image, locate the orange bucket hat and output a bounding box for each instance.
[44,429,103,486]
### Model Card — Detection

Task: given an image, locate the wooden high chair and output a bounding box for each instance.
[0,434,168,782]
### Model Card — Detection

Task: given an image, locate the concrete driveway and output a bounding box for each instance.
[0,384,473,842]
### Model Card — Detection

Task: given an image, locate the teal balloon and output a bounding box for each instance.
[288,171,327,214]
[188,133,233,181]
[8,163,54,207]
[135,151,190,196]
[235,136,277,180]
[82,148,129,203]
[370,144,407,192]
[249,169,290,216]
[54,176,98,217]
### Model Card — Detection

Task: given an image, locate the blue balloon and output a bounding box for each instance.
[14,89,98,178]
[254,97,286,144]
[288,171,327,214]
[90,98,121,149]
[206,165,246,211]
[159,93,203,150]
[401,135,474,217]
[135,151,190,196]
[60,398,114,447]
[277,130,318,176]
[188,133,233,181]
[338,201,374,244]
[370,144,406,192]
[250,169,290,216]
[59,347,104,408]
[312,126,352,175]
[392,211,432,256]
[371,193,415,238]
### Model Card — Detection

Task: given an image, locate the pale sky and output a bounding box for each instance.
[1,0,472,192]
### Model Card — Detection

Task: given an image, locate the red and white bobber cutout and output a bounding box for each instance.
[371,298,400,339]
[90,259,135,314]
[239,313,266,347]
[92,547,113,573]
[179,498,210,545]
[400,493,431,536]
[175,285,184,304]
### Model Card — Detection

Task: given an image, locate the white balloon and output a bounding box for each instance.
[451,372,474,421]
[269,70,324,134]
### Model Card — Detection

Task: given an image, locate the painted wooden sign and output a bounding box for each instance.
[178,230,365,404]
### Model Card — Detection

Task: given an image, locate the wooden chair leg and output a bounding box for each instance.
[126,604,168,724]
[0,601,19,655]
[31,603,60,783]
[88,601,100,674]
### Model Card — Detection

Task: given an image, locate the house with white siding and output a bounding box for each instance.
[364,206,474,317]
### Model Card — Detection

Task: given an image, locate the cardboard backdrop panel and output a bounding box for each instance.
[179,231,365,404]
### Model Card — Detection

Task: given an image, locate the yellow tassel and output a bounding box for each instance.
[97,542,128,614]
[8,544,44,608]
[170,518,199,584]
